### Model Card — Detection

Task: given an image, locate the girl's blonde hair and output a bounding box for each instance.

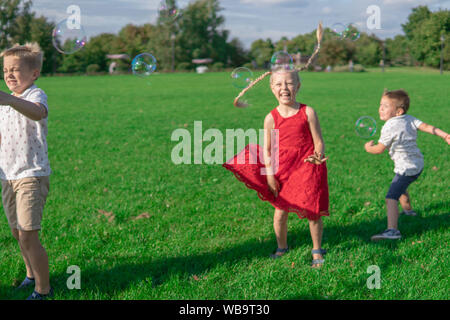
[234,22,323,108]
[1,42,44,73]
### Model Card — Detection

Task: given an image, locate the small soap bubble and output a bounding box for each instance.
[52,19,87,54]
[355,116,377,138]
[331,23,346,39]
[158,0,181,23]
[231,67,253,89]
[270,51,294,72]
[344,23,361,41]
[132,53,157,77]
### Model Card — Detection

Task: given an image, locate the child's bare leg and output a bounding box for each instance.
[273,208,289,253]
[308,218,323,262]
[399,191,412,211]
[386,199,399,230]
[12,228,34,279]
[18,230,50,294]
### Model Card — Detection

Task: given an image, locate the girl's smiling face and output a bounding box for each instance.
[270,71,300,106]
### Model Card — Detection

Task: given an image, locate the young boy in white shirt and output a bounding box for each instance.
[364,89,450,241]
[0,43,52,299]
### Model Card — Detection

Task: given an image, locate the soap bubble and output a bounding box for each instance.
[52,19,87,54]
[270,51,294,72]
[355,116,377,138]
[231,67,253,89]
[331,23,346,39]
[158,0,181,23]
[132,53,157,77]
[343,23,360,41]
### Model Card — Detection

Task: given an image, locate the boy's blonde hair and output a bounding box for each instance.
[1,42,44,73]
[383,89,410,114]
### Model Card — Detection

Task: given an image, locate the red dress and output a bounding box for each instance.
[223,104,329,220]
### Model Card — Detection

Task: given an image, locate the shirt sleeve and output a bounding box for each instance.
[410,116,423,129]
[27,89,48,112]
[378,120,395,148]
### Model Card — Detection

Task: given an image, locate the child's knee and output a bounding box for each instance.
[274,209,288,223]
[11,228,20,241]
[18,230,40,250]
[400,192,410,200]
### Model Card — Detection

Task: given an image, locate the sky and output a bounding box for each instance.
[31,0,450,49]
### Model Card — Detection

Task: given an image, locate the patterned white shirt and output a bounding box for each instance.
[378,114,423,176]
[0,84,51,180]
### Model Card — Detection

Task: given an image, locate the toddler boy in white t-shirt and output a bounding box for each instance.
[0,43,52,299]
[364,89,450,241]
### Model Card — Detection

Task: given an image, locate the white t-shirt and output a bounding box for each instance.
[0,84,51,180]
[378,114,423,176]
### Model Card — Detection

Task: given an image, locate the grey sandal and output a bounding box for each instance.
[270,247,289,259]
[311,248,327,267]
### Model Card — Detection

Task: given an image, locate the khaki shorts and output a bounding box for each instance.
[1,176,49,231]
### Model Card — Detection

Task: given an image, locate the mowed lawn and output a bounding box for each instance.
[0,68,448,300]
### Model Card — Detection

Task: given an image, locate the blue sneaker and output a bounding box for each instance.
[16,276,35,290]
[26,287,54,300]
[371,229,401,241]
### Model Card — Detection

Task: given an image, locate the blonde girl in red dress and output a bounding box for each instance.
[223,23,329,268]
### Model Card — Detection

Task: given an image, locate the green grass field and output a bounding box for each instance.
[0,68,449,300]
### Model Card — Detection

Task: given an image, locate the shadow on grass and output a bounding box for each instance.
[1,205,448,299]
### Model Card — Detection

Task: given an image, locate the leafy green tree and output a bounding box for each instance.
[353,33,381,66]
[0,0,32,49]
[227,37,249,68]
[249,38,274,68]
[402,6,432,40]
[385,35,413,66]
[401,6,449,68]
[177,0,229,68]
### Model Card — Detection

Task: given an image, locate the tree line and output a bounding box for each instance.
[0,0,448,74]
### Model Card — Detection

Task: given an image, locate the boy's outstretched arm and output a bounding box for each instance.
[365,140,386,154]
[418,122,450,145]
[0,91,47,121]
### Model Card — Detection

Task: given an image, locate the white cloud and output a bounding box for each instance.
[322,6,332,14]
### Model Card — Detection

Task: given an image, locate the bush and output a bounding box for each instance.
[333,64,365,72]
[176,62,191,71]
[86,64,100,74]
[242,63,254,70]
[353,64,365,72]
[211,62,224,71]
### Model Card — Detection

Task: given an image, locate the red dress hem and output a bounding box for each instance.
[222,162,329,221]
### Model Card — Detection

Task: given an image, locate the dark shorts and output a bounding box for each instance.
[386,170,422,200]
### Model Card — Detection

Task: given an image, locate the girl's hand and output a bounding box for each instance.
[267,175,280,198]
[304,151,328,165]
[445,135,450,145]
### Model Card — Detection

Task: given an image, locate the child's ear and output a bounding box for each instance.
[32,69,40,81]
